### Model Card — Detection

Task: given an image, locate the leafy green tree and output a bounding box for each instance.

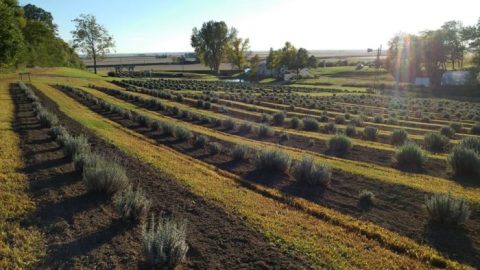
[422,30,447,85]
[227,31,250,71]
[294,47,309,76]
[72,14,115,74]
[441,21,466,69]
[463,17,480,68]
[266,47,279,76]
[307,55,317,68]
[385,33,423,83]
[0,0,25,68]
[279,41,297,68]
[248,54,261,80]
[23,4,56,32]
[191,21,235,74]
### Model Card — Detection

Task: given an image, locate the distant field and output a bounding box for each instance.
[291,66,394,89]
[81,50,385,72]
[3,67,479,269]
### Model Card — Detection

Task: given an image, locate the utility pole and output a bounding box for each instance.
[372,45,382,92]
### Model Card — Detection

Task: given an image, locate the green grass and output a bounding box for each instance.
[35,81,468,269]
[295,66,394,87]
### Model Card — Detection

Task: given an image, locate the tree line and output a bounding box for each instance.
[0,0,83,70]
[191,20,317,77]
[386,18,480,85]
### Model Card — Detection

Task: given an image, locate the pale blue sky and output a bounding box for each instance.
[20,0,480,53]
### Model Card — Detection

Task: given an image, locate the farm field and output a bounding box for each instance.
[1,67,479,269]
[3,0,480,268]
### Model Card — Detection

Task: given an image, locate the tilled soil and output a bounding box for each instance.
[12,84,310,269]
[109,88,455,180]
[57,84,480,268]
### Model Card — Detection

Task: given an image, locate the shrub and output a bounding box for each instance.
[255,149,291,173]
[387,118,398,125]
[61,134,90,158]
[373,115,383,123]
[171,106,180,115]
[459,137,480,153]
[49,125,68,140]
[358,190,375,206]
[390,129,408,145]
[194,135,208,148]
[318,115,329,122]
[363,126,378,141]
[425,193,470,227]
[335,115,346,124]
[260,113,271,123]
[272,111,286,126]
[174,127,192,141]
[161,123,175,136]
[37,109,58,128]
[292,156,331,186]
[350,118,363,127]
[136,115,151,127]
[395,142,426,170]
[114,186,150,222]
[290,117,300,129]
[447,146,480,177]
[450,123,463,133]
[200,116,211,124]
[211,118,222,127]
[258,124,274,138]
[471,123,480,135]
[142,216,188,269]
[73,151,101,171]
[180,110,190,119]
[239,122,253,134]
[83,159,129,195]
[308,139,315,147]
[327,135,352,156]
[345,125,357,137]
[231,144,249,161]
[151,120,162,131]
[440,126,455,138]
[279,132,289,143]
[424,132,449,153]
[421,116,431,123]
[222,118,236,130]
[323,123,337,134]
[208,142,222,155]
[302,117,319,131]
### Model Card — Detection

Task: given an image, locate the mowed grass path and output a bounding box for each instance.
[34,81,470,269]
[72,84,480,204]
[99,84,451,160]
[0,80,44,268]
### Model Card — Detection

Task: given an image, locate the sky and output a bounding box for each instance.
[19,0,480,54]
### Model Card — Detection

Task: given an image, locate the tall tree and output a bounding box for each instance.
[248,54,261,80]
[279,41,297,68]
[385,33,422,83]
[266,47,279,76]
[422,30,447,85]
[23,4,56,32]
[463,17,480,68]
[441,21,465,69]
[227,32,250,71]
[191,21,235,74]
[307,55,317,68]
[294,47,309,76]
[71,14,115,74]
[0,0,24,68]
